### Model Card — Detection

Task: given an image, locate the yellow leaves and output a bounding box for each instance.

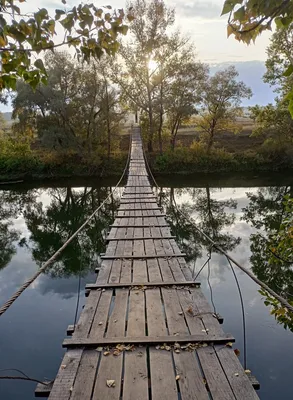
[226,342,233,348]
[227,24,234,38]
[175,375,180,381]
[106,379,115,388]
[0,34,7,47]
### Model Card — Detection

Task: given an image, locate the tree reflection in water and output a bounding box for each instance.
[242,186,293,331]
[1,182,292,331]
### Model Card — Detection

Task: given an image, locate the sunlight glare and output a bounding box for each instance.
[148,59,158,73]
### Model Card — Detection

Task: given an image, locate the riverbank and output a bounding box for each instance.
[0,146,293,182]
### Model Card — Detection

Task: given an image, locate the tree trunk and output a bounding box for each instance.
[105,81,111,160]
[158,82,164,155]
[207,130,214,154]
[146,64,154,153]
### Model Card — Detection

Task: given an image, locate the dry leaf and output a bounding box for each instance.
[69,386,73,392]
[175,375,180,381]
[96,347,103,352]
[178,312,183,315]
[234,349,240,357]
[226,342,233,348]
[106,379,116,387]
[245,369,251,374]
[98,322,103,326]
[61,364,67,369]
[234,373,239,377]
[103,351,110,356]
[175,349,180,353]
[113,350,121,357]
[186,306,193,315]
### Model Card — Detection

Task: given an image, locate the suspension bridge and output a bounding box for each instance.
[33,127,260,399]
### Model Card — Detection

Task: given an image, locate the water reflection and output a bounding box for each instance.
[0,178,293,400]
[160,184,293,333]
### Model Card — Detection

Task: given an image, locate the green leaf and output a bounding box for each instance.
[55,9,66,20]
[288,98,293,118]
[234,6,245,21]
[121,25,128,35]
[283,64,293,77]
[34,58,46,73]
[221,0,242,16]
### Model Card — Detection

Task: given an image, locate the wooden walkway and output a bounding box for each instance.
[36,128,259,399]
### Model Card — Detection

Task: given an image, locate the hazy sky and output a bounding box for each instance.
[0,0,274,112]
[43,0,272,63]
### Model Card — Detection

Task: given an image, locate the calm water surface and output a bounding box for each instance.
[0,174,292,399]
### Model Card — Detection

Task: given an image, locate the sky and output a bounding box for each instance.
[0,0,275,112]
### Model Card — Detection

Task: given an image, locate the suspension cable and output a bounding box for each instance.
[0,135,132,317]
[141,141,293,314]
[226,256,247,369]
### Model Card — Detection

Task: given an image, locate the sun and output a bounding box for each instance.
[148,59,158,73]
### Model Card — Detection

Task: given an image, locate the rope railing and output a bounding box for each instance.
[0,134,132,317]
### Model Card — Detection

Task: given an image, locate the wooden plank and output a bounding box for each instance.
[215,345,260,399]
[73,291,101,339]
[48,349,83,400]
[109,259,122,283]
[132,259,148,282]
[35,381,53,397]
[146,289,166,336]
[123,349,148,400]
[127,290,145,336]
[89,290,112,340]
[116,213,166,218]
[158,258,174,281]
[86,281,200,290]
[101,253,186,260]
[106,289,128,337]
[177,289,205,335]
[91,351,123,400]
[173,350,210,400]
[120,259,132,283]
[197,346,236,400]
[63,334,235,348]
[150,350,178,400]
[70,350,99,400]
[147,259,162,282]
[162,288,189,336]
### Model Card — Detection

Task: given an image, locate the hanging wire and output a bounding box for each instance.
[0,369,49,385]
[73,248,83,327]
[193,252,212,281]
[226,256,247,370]
[207,257,217,316]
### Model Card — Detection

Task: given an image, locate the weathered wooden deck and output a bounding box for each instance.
[37,128,259,399]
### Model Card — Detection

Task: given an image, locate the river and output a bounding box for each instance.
[0,173,292,399]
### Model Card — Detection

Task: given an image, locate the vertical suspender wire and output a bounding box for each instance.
[227,256,247,370]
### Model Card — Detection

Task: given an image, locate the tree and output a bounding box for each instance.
[12,51,125,154]
[158,38,207,151]
[242,186,293,331]
[250,103,293,148]
[114,0,175,152]
[0,112,7,136]
[221,0,293,44]
[23,186,118,278]
[221,0,293,116]
[0,0,131,90]
[195,66,252,153]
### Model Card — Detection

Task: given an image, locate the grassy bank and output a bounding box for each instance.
[0,150,128,181]
[151,144,293,174]
[1,138,293,182]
